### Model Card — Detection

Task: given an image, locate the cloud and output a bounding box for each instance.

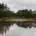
[7,4,18,13]
[1,0,36,13]
[2,0,36,4]
[7,4,27,13]
[0,0,2,3]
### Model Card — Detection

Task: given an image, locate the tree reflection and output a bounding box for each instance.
[0,21,32,34]
[0,23,10,34]
[16,21,32,28]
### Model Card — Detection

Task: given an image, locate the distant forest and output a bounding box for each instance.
[0,3,36,18]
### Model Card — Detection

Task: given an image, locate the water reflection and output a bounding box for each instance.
[0,21,36,36]
[1,24,36,36]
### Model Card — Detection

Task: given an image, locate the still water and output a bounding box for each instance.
[0,23,36,36]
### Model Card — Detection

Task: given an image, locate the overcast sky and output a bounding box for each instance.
[0,0,36,12]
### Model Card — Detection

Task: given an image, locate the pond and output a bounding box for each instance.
[0,22,36,36]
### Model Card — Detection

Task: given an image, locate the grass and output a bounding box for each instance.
[7,18,33,21]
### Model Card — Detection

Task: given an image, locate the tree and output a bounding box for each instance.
[16,9,32,18]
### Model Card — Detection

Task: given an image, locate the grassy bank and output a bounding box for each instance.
[7,18,33,21]
[0,18,33,22]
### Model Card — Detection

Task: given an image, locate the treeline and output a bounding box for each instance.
[0,3,36,18]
